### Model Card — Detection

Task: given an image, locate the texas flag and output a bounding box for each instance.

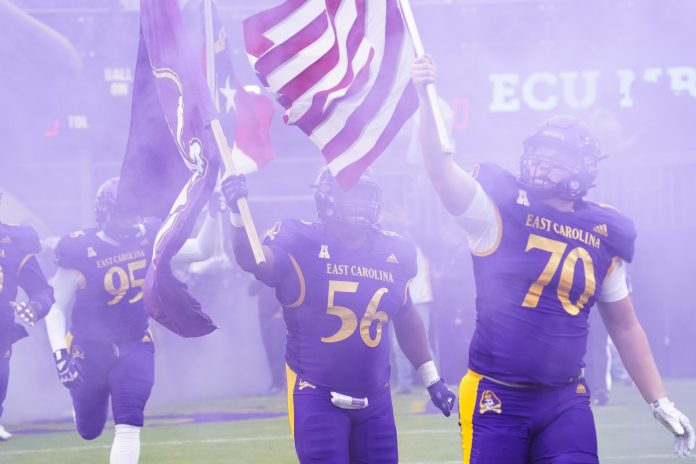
[209,2,275,174]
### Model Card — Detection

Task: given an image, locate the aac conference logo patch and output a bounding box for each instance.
[479,390,502,414]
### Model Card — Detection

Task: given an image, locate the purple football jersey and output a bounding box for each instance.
[55,219,159,342]
[468,163,636,387]
[261,219,417,397]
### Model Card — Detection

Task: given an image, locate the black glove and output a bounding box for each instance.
[427,379,457,417]
[221,174,248,214]
[11,301,42,326]
[54,348,83,389]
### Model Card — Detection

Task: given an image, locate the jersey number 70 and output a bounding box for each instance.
[522,234,596,316]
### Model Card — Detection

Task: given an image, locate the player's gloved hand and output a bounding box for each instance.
[221,174,248,214]
[427,379,457,417]
[10,300,41,326]
[53,349,83,389]
[650,397,695,457]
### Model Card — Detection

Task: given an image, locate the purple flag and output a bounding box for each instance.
[118,0,221,337]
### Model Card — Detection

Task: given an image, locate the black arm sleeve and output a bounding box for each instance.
[18,256,55,321]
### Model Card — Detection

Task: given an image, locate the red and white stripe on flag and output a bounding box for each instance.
[243,0,418,189]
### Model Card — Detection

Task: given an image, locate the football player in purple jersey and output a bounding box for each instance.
[412,55,694,463]
[0,193,55,439]
[44,178,221,464]
[222,169,456,463]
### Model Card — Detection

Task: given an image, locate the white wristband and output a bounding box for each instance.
[229,212,244,228]
[650,396,671,410]
[417,360,441,387]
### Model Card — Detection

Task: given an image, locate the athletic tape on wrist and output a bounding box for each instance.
[230,213,244,228]
[417,360,441,387]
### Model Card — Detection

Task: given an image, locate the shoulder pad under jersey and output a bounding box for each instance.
[581,201,637,263]
[472,162,519,207]
[262,219,319,249]
[375,228,418,279]
[1,224,42,255]
[55,228,94,269]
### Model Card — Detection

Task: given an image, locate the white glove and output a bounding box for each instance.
[10,301,38,326]
[650,397,695,457]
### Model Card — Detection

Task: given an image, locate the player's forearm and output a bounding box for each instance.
[417,105,477,216]
[45,304,68,352]
[609,322,666,403]
[230,223,260,273]
[18,257,55,320]
[393,307,433,370]
[172,211,220,263]
[194,210,221,259]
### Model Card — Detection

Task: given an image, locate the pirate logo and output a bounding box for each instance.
[298,379,316,391]
[479,390,502,414]
[71,344,85,360]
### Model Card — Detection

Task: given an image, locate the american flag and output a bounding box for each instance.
[243,0,418,188]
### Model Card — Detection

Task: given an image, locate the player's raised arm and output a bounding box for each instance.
[393,303,456,417]
[412,55,477,216]
[221,174,275,280]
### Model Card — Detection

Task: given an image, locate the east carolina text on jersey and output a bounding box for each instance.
[55,219,160,342]
[261,219,417,397]
[468,163,636,387]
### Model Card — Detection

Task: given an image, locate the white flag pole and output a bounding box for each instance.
[398,0,454,155]
[203,0,217,106]
[202,0,228,259]
[203,0,266,265]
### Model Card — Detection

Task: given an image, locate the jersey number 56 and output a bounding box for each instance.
[321,280,389,348]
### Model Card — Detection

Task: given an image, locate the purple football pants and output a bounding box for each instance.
[0,346,10,418]
[286,365,398,464]
[459,370,598,464]
[68,333,154,440]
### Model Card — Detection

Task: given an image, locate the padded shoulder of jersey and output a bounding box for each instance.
[262,218,321,249]
[472,162,519,206]
[55,227,99,269]
[378,229,417,276]
[579,201,637,262]
[0,223,41,255]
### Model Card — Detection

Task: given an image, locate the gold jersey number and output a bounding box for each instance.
[321,280,389,348]
[522,234,596,316]
[103,259,147,305]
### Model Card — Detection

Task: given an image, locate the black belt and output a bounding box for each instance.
[482,368,585,389]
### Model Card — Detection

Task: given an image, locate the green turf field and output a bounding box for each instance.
[1,380,694,463]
